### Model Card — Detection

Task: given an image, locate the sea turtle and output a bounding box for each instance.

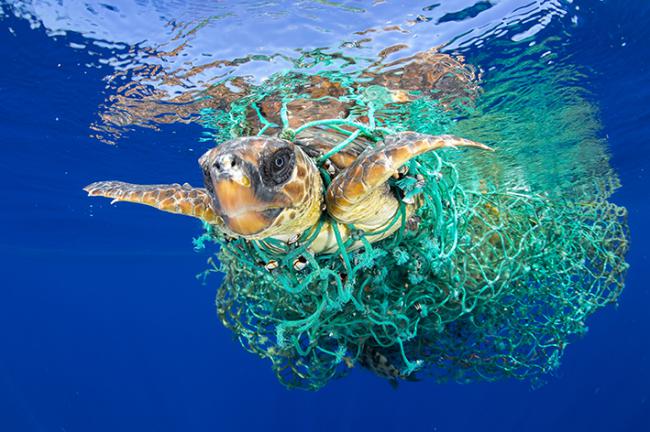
[84,132,489,254]
[83,49,630,390]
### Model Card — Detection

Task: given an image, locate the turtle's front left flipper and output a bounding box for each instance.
[326,132,492,229]
[84,181,221,224]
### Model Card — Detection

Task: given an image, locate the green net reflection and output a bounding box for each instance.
[195,65,629,390]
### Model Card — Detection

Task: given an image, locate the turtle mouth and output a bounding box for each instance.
[211,178,286,236]
[214,179,264,214]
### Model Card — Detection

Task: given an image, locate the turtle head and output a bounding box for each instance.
[199,136,322,239]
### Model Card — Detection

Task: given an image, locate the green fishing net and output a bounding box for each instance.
[194,67,629,390]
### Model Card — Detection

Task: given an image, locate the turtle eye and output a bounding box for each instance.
[262,148,295,186]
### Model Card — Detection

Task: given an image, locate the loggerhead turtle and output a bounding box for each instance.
[84,132,490,255]
[83,50,630,389]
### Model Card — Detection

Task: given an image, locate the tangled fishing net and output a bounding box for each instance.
[194,65,629,390]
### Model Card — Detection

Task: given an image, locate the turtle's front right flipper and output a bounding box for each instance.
[84,181,221,224]
[326,132,492,229]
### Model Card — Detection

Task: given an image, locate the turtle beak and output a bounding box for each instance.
[212,178,259,215]
[210,176,279,237]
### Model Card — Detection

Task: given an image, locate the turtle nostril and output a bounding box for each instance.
[215,154,237,170]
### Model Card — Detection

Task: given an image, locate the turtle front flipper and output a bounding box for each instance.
[84,181,222,225]
[326,132,492,230]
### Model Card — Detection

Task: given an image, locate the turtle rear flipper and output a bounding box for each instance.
[359,345,420,388]
[84,181,221,225]
[325,132,492,229]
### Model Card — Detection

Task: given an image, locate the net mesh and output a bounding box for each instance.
[194,68,629,390]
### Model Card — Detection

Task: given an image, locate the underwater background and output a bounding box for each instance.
[0,0,648,431]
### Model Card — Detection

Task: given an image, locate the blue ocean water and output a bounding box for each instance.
[0,1,648,431]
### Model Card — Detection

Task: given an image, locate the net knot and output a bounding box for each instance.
[280,128,296,141]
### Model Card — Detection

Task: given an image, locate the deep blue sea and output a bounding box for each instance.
[1,1,649,431]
